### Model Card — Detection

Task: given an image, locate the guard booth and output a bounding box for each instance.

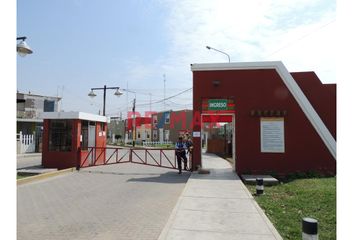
[41,112,109,170]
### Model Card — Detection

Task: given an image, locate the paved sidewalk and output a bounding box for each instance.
[17,152,42,158]
[17,153,42,169]
[158,153,283,240]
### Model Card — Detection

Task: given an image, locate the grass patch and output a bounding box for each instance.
[246,177,336,240]
[17,173,38,179]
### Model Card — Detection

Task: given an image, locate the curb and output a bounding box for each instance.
[158,172,192,240]
[240,180,283,240]
[17,167,76,186]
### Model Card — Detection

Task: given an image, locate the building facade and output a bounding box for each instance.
[17,92,62,134]
[151,110,193,143]
[125,117,152,144]
[191,61,336,176]
[17,92,62,153]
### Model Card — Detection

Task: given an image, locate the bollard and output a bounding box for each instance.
[302,217,318,240]
[256,178,264,195]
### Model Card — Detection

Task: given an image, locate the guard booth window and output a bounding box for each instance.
[81,120,88,150]
[49,120,72,151]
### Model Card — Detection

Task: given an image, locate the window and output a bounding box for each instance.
[165,112,170,124]
[44,100,55,112]
[153,130,157,140]
[138,132,141,138]
[146,131,150,139]
[153,115,158,128]
[100,122,105,131]
[81,120,88,150]
[49,120,72,151]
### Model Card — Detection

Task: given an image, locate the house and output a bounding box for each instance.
[125,117,152,144]
[151,110,193,143]
[17,91,62,134]
[17,91,62,153]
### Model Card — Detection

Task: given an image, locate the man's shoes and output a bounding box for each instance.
[178,171,182,174]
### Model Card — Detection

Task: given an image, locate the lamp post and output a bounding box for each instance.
[88,85,121,116]
[112,88,152,147]
[17,36,33,57]
[206,45,230,62]
[117,89,137,147]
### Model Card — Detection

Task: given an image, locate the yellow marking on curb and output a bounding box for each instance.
[17,168,76,186]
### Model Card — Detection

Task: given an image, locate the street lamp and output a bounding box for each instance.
[88,85,121,116]
[17,37,33,57]
[206,45,230,62]
[118,89,137,147]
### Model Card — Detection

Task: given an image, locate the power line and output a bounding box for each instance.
[135,87,192,107]
[106,88,192,116]
[265,19,335,58]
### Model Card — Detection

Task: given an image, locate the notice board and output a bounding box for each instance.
[260,118,285,153]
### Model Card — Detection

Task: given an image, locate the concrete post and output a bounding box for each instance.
[302,217,318,240]
[256,178,264,195]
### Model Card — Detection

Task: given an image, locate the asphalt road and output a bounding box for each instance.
[17,161,191,240]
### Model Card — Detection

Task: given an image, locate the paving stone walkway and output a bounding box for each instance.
[17,163,190,240]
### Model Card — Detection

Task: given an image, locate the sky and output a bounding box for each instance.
[17,0,336,118]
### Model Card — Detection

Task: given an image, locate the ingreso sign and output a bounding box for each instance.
[208,99,228,110]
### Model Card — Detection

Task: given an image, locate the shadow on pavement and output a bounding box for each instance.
[79,170,163,176]
[127,171,191,184]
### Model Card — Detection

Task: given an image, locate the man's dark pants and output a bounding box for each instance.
[176,151,187,172]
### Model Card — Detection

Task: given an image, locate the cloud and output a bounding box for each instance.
[159,0,336,83]
[109,0,336,115]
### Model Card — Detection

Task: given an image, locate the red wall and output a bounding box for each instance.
[78,121,107,167]
[291,72,336,139]
[126,117,151,131]
[42,119,79,170]
[193,69,336,176]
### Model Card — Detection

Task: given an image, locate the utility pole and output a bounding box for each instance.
[132,98,136,147]
[126,81,129,119]
[163,74,166,111]
[149,93,152,112]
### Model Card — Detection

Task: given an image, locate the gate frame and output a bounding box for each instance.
[78,147,192,171]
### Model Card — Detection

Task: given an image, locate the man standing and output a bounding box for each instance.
[175,136,187,174]
[185,134,193,162]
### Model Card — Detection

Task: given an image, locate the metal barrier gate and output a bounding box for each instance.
[78,147,192,170]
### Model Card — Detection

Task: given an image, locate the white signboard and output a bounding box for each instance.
[193,131,201,137]
[260,118,285,153]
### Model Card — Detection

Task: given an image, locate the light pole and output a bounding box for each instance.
[17,37,33,57]
[116,88,137,147]
[206,45,230,62]
[114,88,152,147]
[88,85,121,116]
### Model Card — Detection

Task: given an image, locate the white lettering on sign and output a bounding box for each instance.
[209,102,227,108]
[260,118,285,153]
[193,131,201,137]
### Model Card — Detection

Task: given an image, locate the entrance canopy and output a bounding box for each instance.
[202,115,232,123]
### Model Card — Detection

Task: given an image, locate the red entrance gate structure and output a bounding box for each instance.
[78,147,192,170]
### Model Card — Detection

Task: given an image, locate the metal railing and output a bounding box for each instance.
[142,141,173,147]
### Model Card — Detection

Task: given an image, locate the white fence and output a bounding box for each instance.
[142,141,173,147]
[17,131,36,154]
